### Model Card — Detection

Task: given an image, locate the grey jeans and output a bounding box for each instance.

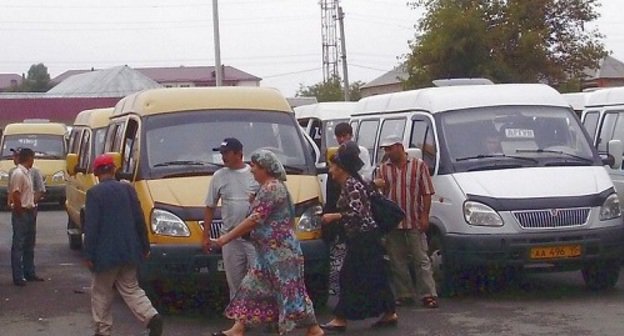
[222,237,257,300]
[385,229,438,299]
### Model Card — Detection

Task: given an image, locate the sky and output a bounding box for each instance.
[0,0,622,97]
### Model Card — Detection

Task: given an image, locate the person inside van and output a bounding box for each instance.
[483,134,503,154]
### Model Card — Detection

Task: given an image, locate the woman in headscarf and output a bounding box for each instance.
[208,149,324,336]
[320,141,397,332]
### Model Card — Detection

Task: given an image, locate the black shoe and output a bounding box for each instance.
[320,323,346,333]
[13,279,27,287]
[371,317,398,329]
[25,275,44,282]
[147,314,163,336]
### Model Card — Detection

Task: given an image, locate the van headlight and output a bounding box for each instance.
[51,170,65,183]
[600,193,621,221]
[297,204,323,233]
[151,209,190,237]
[463,201,503,226]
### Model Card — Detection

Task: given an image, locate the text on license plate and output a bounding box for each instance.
[217,259,225,272]
[530,245,582,260]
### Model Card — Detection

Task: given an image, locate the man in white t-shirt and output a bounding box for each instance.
[333,122,373,181]
[202,138,259,300]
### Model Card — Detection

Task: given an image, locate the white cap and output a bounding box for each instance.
[380,135,403,148]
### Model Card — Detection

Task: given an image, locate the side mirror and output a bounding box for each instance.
[606,140,623,170]
[66,153,78,176]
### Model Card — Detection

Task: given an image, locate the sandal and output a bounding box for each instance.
[422,296,439,309]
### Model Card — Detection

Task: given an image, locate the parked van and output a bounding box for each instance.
[102,87,328,305]
[0,121,68,206]
[65,107,114,250]
[562,91,590,116]
[581,87,624,205]
[351,83,624,293]
[294,102,357,161]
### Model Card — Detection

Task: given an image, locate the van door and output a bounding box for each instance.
[106,118,140,181]
[594,109,624,204]
[355,119,380,166]
[409,115,438,174]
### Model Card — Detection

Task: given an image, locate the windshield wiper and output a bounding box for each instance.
[455,153,538,163]
[515,149,594,163]
[153,160,224,167]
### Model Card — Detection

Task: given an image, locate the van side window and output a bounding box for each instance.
[596,112,624,153]
[68,128,82,154]
[582,111,600,144]
[410,119,437,172]
[378,118,406,164]
[356,120,379,165]
[77,130,90,171]
[121,119,139,176]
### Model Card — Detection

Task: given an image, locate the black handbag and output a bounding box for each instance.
[368,189,405,234]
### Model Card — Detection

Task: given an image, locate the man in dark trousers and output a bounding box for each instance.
[84,154,163,336]
[9,148,42,286]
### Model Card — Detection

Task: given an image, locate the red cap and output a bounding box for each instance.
[93,154,114,170]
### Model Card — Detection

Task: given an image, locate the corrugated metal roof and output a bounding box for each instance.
[47,65,161,97]
[361,64,408,89]
[52,65,261,84]
[585,55,624,79]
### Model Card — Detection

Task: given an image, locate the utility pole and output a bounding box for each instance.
[320,0,339,82]
[212,0,223,86]
[337,5,349,101]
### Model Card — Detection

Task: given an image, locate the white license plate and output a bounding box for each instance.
[217,259,225,272]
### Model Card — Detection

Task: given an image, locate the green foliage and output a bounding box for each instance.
[405,0,608,89]
[17,63,54,92]
[296,75,364,102]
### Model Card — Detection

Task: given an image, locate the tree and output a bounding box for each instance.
[296,75,364,102]
[404,0,608,89]
[18,63,54,92]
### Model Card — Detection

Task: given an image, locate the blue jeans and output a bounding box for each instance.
[11,210,37,282]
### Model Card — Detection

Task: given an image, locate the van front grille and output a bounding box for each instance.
[512,208,590,229]
[198,220,223,239]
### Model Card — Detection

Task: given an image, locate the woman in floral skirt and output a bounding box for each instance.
[208,149,324,336]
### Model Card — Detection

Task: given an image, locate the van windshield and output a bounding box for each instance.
[144,110,312,177]
[439,106,598,172]
[1,134,66,159]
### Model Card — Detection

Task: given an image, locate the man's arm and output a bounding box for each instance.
[418,194,432,233]
[9,173,24,213]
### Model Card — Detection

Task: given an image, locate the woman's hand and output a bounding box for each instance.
[209,236,227,248]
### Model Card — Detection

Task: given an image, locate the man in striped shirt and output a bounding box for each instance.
[374,135,439,308]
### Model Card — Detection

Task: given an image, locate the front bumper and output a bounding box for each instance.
[445,226,624,271]
[40,185,65,203]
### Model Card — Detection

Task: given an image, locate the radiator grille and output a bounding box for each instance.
[512,208,590,229]
[198,220,223,239]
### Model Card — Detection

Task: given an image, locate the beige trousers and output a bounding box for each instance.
[91,263,158,336]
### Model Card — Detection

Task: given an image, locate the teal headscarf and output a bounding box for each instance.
[251,149,287,181]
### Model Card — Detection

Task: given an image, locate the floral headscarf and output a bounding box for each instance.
[251,149,287,181]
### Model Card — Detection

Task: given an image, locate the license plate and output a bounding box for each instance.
[217,259,225,272]
[530,245,581,260]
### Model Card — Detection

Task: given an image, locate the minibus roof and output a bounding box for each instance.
[112,87,292,117]
[293,102,357,121]
[3,122,67,135]
[584,87,624,108]
[73,107,114,129]
[353,83,569,115]
[562,92,589,111]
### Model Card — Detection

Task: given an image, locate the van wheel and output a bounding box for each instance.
[67,218,82,250]
[582,260,620,290]
[428,230,459,297]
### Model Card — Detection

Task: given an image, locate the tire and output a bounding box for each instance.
[582,260,620,290]
[67,218,82,250]
[428,229,459,297]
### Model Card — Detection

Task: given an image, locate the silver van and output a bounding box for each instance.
[351,83,624,294]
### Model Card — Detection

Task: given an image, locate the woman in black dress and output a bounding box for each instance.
[319,141,397,332]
